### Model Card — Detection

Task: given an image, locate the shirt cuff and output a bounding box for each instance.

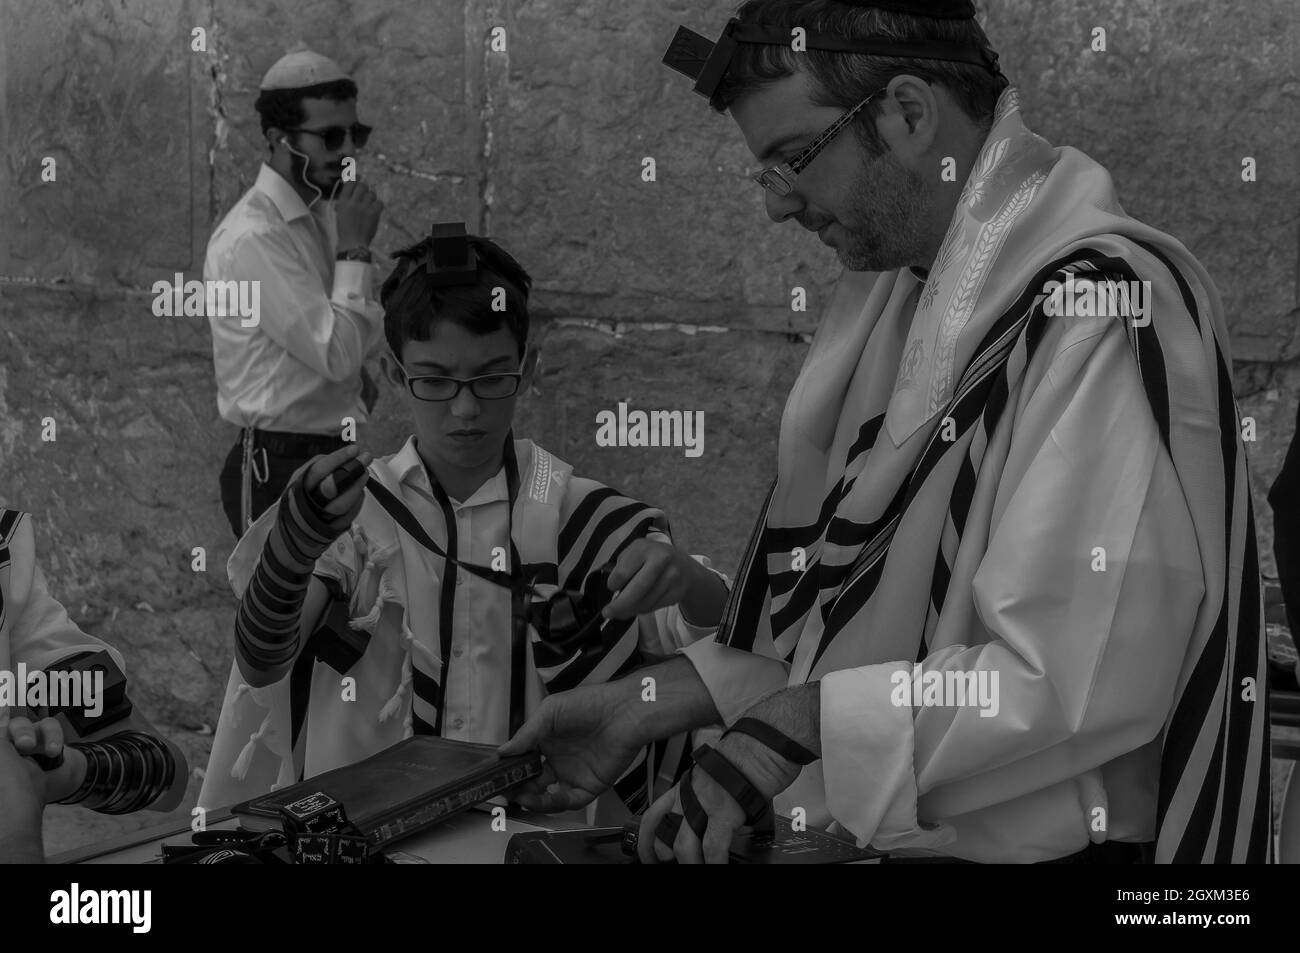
[678,637,789,726]
[331,260,372,313]
[821,663,956,853]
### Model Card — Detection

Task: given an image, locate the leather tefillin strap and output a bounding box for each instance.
[56,731,176,815]
[725,716,818,766]
[163,792,385,864]
[653,718,818,855]
[662,9,1006,109]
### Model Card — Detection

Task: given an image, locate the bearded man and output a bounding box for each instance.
[502,0,1269,865]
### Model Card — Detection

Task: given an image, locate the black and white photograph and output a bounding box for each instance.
[0,0,1295,932]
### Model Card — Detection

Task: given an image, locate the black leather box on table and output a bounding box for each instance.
[231,737,543,851]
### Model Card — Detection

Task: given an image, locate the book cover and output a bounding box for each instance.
[231,737,543,850]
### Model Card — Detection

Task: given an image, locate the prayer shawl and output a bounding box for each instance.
[200,439,691,813]
[0,508,127,733]
[719,88,1268,863]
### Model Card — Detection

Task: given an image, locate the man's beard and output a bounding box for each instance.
[826,149,932,273]
[289,151,340,196]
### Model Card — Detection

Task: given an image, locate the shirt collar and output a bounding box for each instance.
[254,162,313,224]
[390,436,510,507]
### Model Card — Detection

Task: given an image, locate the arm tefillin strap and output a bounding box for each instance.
[725,716,818,766]
[655,717,819,850]
[662,14,1005,108]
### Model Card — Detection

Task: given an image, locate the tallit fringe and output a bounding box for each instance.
[226,684,294,789]
[379,610,441,732]
[233,710,274,781]
[379,653,412,724]
[350,572,401,632]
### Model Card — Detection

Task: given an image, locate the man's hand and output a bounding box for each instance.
[333,181,383,250]
[6,715,86,804]
[638,730,802,864]
[603,539,727,626]
[498,682,646,812]
[638,682,822,863]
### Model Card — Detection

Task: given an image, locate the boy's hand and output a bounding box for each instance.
[602,539,725,626]
[6,715,86,804]
[291,445,373,534]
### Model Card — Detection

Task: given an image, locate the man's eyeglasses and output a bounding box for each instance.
[749,88,886,197]
[396,359,525,402]
[287,122,372,151]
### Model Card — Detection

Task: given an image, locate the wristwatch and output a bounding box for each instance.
[336,246,373,263]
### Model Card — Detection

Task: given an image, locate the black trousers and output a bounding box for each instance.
[218,429,348,539]
[1270,400,1300,656]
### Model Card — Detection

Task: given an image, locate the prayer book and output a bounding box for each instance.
[231,737,543,850]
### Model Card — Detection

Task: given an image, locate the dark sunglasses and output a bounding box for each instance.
[287,122,372,151]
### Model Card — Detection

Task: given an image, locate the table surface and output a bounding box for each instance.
[52,806,589,865]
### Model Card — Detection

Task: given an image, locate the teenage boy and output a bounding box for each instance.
[200,228,728,816]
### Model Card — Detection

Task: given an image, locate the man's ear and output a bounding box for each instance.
[379,351,405,389]
[879,74,940,158]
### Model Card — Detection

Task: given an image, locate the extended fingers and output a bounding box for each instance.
[7,716,36,754]
[605,554,680,619]
[33,717,64,757]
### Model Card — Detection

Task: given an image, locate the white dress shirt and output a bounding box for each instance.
[204,163,386,436]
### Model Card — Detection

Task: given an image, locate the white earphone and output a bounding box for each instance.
[277,133,342,206]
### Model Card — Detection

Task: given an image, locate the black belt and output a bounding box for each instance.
[882,840,1154,864]
[241,428,347,458]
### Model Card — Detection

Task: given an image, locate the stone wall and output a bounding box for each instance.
[1,0,1296,853]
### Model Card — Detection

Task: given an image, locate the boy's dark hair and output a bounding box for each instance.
[711,0,1006,155]
[254,79,359,148]
[381,235,533,360]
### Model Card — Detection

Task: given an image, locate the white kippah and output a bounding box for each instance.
[259,49,351,91]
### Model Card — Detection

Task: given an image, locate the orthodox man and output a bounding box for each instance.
[502,0,1270,864]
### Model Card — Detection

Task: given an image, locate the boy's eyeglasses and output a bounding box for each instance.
[395,357,525,402]
[286,122,372,151]
[749,87,885,197]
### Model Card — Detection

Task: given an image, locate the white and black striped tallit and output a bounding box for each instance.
[719,246,1269,863]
